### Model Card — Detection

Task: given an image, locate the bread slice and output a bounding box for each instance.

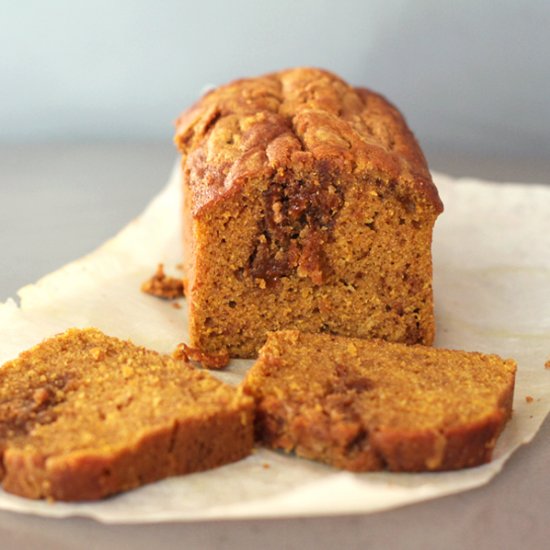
[243,330,516,472]
[175,67,443,358]
[0,328,254,501]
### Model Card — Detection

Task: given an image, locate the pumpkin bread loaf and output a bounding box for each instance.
[175,67,443,358]
[0,328,254,501]
[243,330,516,472]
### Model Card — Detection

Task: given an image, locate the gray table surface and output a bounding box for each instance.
[0,143,549,550]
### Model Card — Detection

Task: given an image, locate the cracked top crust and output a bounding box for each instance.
[174,67,443,216]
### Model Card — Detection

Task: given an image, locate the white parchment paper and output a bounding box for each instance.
[0,167,549,522]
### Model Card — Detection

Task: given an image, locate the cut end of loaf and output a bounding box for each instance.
[185,167,438,357]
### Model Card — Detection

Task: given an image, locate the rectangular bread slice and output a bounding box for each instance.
[0,328,254,501]
[175,67,443,358]
[243,330,516,472]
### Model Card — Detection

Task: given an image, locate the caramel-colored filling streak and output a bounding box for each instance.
[248,173,344,286]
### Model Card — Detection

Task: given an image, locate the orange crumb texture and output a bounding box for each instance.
[0,328,253,501]
[141,264,185,300]
[525,396,534,403]
[545,360,550,369]
[243,330,517,473]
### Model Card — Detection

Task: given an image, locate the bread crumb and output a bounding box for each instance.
[141,264,185,300]
[526,395,534,403]
[544,360,550,369]
[171,302,182,309]
[262,463,270,469]
[172,343,230,370]
[172,344,190,363]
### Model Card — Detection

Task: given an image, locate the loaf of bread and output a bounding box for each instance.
[0,328,254,501]
[243,330,516,472]
[175,68,443,358]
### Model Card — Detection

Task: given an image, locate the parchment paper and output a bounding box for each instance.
[0,167,549,523]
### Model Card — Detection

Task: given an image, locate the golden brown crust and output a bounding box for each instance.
[0,328,254,501]
[175,68,443,217]
[2,408,252,501]
[243,330,516,472]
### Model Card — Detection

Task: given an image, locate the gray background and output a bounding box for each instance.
[1,0,549,157]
